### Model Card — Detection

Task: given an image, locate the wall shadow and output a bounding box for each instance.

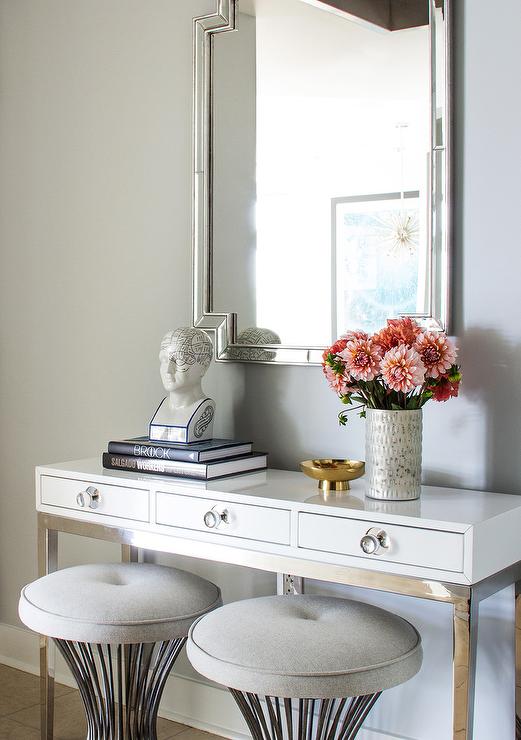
[462,327,521,494]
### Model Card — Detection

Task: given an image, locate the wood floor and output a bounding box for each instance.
[0,663,224,740]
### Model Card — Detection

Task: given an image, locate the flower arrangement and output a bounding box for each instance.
[322,318,462,425]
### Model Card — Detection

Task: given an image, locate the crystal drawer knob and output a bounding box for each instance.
[360,528,389,555]
[203,507,228,529]
[76,486,100,510]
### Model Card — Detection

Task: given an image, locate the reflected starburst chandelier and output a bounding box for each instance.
[379,210,419,256]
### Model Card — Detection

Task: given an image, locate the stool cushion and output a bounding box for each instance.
[19,563,221,644]
[187,595,422,698]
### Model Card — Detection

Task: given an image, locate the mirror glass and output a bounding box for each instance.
[194,0,451,363]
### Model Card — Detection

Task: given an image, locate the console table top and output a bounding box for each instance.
[38,457,521,532]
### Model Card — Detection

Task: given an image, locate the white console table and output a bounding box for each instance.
[36,458,521,740]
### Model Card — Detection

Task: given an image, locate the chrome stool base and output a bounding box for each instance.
[230,690,381,740]
[56,638,186,740]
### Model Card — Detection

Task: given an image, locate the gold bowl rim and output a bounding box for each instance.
[300,458,365,480]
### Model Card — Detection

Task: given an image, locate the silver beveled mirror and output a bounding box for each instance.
[193,0,452,365]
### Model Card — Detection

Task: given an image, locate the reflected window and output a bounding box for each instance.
[333,191,429,336]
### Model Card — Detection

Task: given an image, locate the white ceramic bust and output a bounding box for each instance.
[149,327,215,444]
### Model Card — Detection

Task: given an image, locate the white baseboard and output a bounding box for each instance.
[0,622,403,740]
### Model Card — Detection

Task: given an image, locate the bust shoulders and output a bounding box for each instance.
[150,397,215,443]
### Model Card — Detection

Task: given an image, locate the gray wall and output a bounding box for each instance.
[0,0,243,624]
[0,1,520,738]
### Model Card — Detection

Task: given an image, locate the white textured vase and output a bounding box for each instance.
[365,409,423,500]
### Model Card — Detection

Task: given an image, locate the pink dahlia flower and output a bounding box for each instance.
[381,345,426,393]
[323,365,349,395]
[414,332,457,379]
[340,338,381,381]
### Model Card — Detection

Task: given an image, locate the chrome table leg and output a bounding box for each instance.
[121,545,139,563]
[277,573,304,595]
[515,581,521,740]
[38,522,58,740]
[121,543,140,717]
[452,589,478,740]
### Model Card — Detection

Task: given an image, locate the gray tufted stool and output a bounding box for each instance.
[19,563,221,740]
[187,595,422,740]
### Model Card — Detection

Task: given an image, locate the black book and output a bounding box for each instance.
[107,436,253,463]
[102,451,267,480]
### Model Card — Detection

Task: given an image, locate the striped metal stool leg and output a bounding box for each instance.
[230,690,381,740]
[56,638,186,740]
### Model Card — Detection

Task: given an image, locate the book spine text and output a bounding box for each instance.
[102,453,206,479]
[107,442,198,462]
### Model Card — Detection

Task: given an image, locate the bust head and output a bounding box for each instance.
[159,327,213,397]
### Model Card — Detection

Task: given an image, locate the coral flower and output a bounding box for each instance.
[429,375,461,402]
[331,338,348,355]
[340,339,381,381]
[323,365,350,395]
[414,331,457,379]
[373,317,421,354]
[381,345,426,393]
[323,337,349,364]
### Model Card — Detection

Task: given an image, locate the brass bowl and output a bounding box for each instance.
[300,459,365,493]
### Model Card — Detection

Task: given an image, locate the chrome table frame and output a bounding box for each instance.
[38,511,521,740]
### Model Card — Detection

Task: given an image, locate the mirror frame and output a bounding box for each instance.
[192,0,453,365]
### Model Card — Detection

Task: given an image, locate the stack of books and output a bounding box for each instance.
[102,437,268,481]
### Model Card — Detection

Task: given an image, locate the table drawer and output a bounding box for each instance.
[298,512,464,573]
[156,492,291,545]
[40,476,149,522]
